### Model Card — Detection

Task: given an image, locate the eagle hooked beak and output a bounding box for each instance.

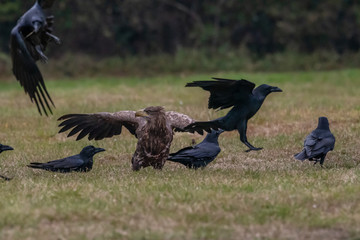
[135,110,149,118]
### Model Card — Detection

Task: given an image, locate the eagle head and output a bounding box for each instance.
[135,106,165,119]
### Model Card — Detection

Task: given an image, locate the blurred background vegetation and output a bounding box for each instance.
[1,0,360,77]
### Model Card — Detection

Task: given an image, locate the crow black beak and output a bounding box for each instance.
[1,145,14,151]
[271,86,283,92]
[95,148,105,154]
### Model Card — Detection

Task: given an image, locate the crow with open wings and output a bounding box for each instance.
[58,106,195,171]
[183,78,282,152]
[10,0,60,116]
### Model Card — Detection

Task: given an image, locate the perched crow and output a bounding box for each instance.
[28,145,105,172]
[183,78,282,152]
[10,0,60,116]
[294,117,335,166]
[0,144,14,181]
[58,106,195,171]
[168,129,224,169]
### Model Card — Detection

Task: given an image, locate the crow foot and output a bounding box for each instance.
[46,32,61,45]
[245,147,263,152]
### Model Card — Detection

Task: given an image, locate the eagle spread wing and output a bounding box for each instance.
[186,78,256,110]
[58,110,195,141]
[58,111,141,141]
[165,111,195,131]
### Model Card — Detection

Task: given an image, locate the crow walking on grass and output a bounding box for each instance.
[183,78,282,152]
[28,145,105,172]
[10,0,60,116]
[294,117,335,167]
[168,129,223,169]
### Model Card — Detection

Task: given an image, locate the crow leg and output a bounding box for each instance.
[319,154,326,167]
[238,121,263,152]
[35,45,48,63]
[46,32,61,45]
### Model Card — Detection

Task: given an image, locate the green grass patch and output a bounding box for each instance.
[0,69,359,239]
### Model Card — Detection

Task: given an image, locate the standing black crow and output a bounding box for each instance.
[183,78,282,152]
[0,144,14,181]
[57,106,195,171]
[168,129,224,169]
[294,117,335,166]
[10,0,60,116]
[27,145,105,172]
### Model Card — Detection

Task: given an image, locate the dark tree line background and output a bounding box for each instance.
[0,0,360,58]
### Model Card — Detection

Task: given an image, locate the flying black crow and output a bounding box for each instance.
[0,144,14,181]
[10,0,60,116]
[168,129,223,169]
[294,117,335,166]
[57,106,195,171]
[183,78,282,152]
[28,145,105,172]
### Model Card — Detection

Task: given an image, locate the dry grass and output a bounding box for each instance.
[0,69,359,240]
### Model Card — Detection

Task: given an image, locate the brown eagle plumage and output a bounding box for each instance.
[58,106,194,170]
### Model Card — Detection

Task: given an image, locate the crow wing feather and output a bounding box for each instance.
[10,28,54,116]
[182,119,223,135]
[186,78,256,110]
[169,145,215,159]
[29,155,84,170]
[304,131,335,158]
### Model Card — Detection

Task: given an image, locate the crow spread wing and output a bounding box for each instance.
[186,78,256,110]
[10,28,54,116]
[182,118,223,135]
[165,111,195,131]
[58,111,142,140]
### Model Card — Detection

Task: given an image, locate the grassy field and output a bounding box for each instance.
[0,69,359,240]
